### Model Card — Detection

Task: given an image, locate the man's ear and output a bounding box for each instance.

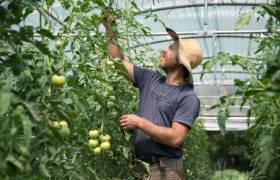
[176,50,180,63]
[176,56,180,63]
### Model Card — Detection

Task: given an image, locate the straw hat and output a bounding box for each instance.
[166,27,203,86]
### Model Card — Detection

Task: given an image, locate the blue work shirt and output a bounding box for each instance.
[133,65,200,158]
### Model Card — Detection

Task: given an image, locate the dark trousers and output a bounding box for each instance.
[141,157,183,180]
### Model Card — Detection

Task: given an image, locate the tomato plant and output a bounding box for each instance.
[0,0,156,178]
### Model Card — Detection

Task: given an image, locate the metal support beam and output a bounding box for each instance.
[212,34,217,85]
[193,70,258,74]
[199,116,255,131]
[196,56,263,61]
[34,30,278,39]
[137,2,268,15]
[133,29,280,48]
[149,29,276,36]
[133,34,260,48]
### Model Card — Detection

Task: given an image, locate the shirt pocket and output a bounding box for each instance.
[150,85,176,126]
[157,96,176,116]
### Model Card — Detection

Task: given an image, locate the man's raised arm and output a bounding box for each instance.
[102,15,134,83]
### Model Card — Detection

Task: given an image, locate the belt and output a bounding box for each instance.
[139,156,161,164]
[139,156,183,168]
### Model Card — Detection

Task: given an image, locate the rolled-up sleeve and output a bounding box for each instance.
[173,95,200,130]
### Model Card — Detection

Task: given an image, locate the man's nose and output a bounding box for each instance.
[162,48,167,54]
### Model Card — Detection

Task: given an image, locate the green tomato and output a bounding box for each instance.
[88,129,99,139]
[52,121,61,128]
[55,40,63,49]
[107,101,114,108]
[93,147,101,156]
[111,111,118,117]
[100,134,111,142]
[15,105,24,113]
[47,130,54,138]
[109,95,116,101]
[51,75,65,86]
[60,127,70,138]
[107,86,113,92]
[88,139,99,149]
[48,120,53,126]
[100,142,111,151]
[60,121,68,128]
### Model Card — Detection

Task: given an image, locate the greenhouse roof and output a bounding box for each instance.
[132,0,270,131]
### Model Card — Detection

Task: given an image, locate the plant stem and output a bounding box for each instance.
[100,108,105,133]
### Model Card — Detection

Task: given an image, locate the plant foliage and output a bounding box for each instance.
[200,1,280,179]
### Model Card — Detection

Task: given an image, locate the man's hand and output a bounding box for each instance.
[120,114,142,130]
[101,6,117,27]
[102,15,116,28]
[120,115,189,148]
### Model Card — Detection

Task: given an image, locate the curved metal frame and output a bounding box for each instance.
[134,33,261,48]
[137,2,267,14]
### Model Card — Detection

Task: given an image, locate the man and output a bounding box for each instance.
[103,14,202,180]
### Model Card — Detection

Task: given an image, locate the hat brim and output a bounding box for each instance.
[166,27,194,86]
[166,27,179,42]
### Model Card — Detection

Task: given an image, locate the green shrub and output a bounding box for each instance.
[207,131,251,171]
[183,119,212,180]
[211,169,249,180]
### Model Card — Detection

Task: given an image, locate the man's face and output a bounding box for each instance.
[159,43,179,71]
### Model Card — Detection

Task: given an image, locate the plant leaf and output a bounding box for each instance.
[217,109,229,135]
[37,29,55,39]
[0,90,11,115]
[235,12,253,30]
[6,155,24,172]
[21,114,32,148]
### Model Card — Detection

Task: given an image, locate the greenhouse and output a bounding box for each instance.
[0,0,279,179]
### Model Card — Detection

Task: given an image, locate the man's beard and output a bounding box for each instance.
[159,62,179,73]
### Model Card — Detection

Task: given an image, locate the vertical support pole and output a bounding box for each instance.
[39,5,42,41]
[203,0,208,35]
[212,34,217,85]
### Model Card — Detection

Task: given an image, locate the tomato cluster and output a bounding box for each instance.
[88,129,111,156]
[49,120,71,138]
[106,85,116,108]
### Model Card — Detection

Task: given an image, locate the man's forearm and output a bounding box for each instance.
[137,117,181,148]
[104,25,125,60]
